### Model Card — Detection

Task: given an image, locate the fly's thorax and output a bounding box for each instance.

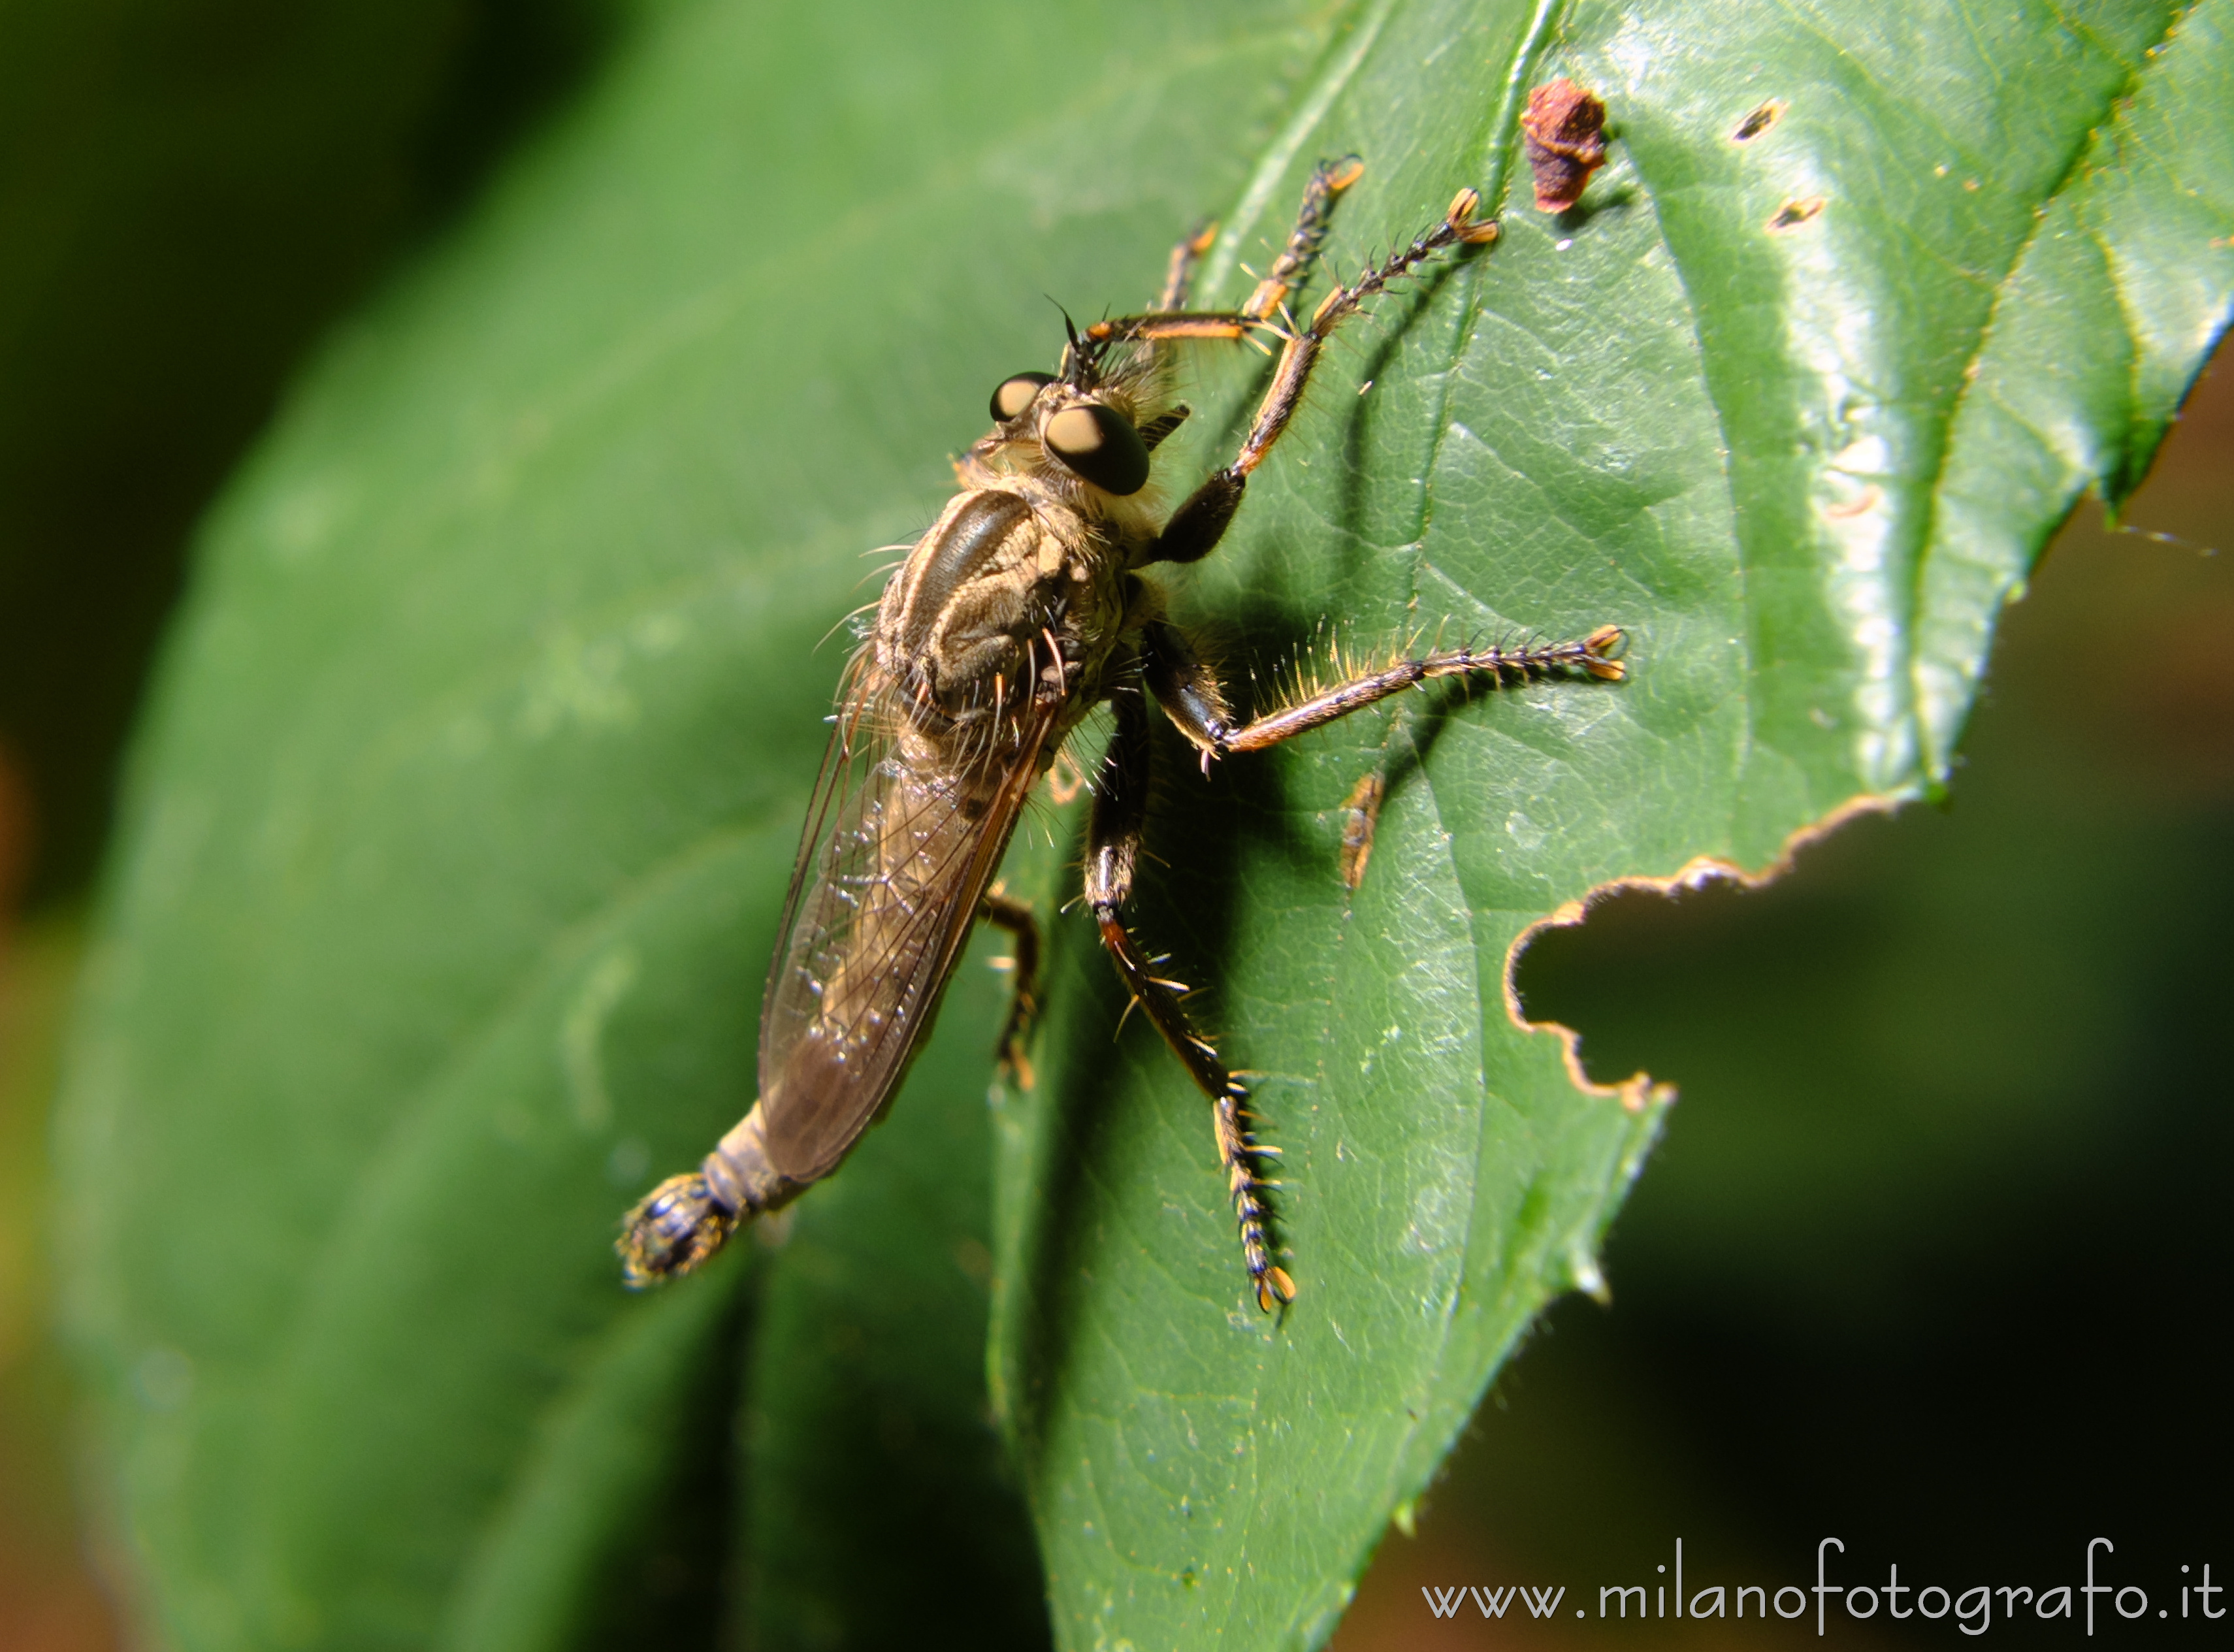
[876,486,1131,728]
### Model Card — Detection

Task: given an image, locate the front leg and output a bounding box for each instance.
[1142,184,1501,569]
[1156,219,1220,312]
[1088,154,1366,354]
[1084,683,1294,1312]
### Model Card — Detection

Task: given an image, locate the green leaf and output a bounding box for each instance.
[54,1,2231,1651]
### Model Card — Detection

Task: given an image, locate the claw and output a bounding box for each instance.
[1255,1267,1298,1312]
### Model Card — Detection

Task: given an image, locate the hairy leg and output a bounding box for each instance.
[1144,176,1498,567]
[1082,683,1293,1311]
[1142,619,1626,765]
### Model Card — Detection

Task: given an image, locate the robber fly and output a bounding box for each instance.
[618,157,1627,1311]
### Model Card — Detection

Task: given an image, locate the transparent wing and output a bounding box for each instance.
[756,662,1056,1180]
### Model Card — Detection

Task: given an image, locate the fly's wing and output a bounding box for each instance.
[756,674,1056,1181]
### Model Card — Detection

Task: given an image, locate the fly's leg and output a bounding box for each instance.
[1157,219,1220,311]
[1146,183,1502,567]
[1237,154,1365,323]
[1062,159,1370,566]
[1058,152,1365,440]
[1230,185,1499,476]
[1142,619,1627,766]
[1084,683,1295,1313]
[1084,157,1363,355]
[1093,155,1365,351]
[979,886,1041,1089]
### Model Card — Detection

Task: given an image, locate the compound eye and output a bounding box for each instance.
[1043,402,1151,495]
[989,372,1055,422]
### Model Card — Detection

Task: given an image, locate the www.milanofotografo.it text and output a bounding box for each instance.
[1424,1539,2225,1634]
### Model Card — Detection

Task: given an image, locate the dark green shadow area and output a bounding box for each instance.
[739,922,1054,1652]
[0,0,622,905]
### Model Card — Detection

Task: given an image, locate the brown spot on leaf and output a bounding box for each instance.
[1767,195,1825,232]
[1521,78,1609,212]
[1732,99,1787,142]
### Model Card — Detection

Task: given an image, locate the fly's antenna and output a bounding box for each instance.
[1057,304,1112,390]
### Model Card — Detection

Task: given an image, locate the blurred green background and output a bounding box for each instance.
[0,1,2225,1647]
[0,2,621,1644]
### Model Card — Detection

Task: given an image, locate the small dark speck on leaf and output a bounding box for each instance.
[1767,195,1825,231]
[1521,78,1609,212]
[1732,98,1786,142]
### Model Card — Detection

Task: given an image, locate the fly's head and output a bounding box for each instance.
[961,332,1190,536]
